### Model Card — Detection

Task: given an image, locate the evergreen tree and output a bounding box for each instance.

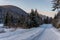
[4,11,14,28]
[34,9,41,26]
[10,15,14,27]
[54,11,60,19]
[30,9,40,27]
[30,9,35,27]
[4,12,9,26]
[54,14,57,19]
[44,16,49,24]
[52,0,60,11]
[49,17,52,23]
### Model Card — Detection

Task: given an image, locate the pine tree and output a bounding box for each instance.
[30,9,35,27]
[49,17,52,23]
[30,9,41,27]
[10,15,14,27]
[4,12,9,26]
[44,16,49,24]
[54,14,57,19]
[52,0,60,11]
[4,11,14,28]
[34,9,41,26]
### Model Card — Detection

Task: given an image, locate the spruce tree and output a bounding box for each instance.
[4,12,9,26]
[30,9,40,27]
[54,14,57,19]
[52,0,60,11]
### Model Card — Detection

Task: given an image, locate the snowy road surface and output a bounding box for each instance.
[0,24,60,40]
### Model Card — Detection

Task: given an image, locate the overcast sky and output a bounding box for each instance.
[0,0,53,12]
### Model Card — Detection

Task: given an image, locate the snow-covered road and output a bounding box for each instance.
[0,24,60,40]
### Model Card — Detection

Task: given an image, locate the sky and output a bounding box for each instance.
[0,0,53,12]
[0,0,57,17]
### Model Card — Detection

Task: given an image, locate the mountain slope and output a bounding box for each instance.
[0,5,28,23]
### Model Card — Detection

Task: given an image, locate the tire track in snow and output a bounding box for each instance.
[24,24,49,40]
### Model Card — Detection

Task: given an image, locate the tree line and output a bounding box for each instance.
[4,9,52,29]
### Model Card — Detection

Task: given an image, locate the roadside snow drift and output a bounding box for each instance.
[0,24,60,40]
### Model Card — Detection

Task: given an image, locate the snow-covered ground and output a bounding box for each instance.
[0,24,60,40]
